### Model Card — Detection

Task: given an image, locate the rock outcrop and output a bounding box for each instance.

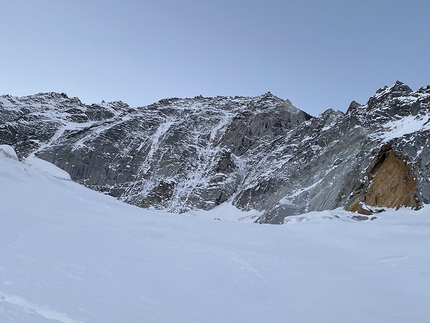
[365,150,418,210]
[1,81,430,223]
[347,147,419,212]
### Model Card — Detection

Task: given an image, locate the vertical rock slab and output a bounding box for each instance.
[365,151,419,209]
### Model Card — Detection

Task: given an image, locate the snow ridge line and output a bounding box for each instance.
[0,291,85,323]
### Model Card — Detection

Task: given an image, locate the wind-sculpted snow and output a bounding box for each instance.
[1,82,430,223]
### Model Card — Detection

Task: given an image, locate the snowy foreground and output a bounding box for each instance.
[1,148,430,323]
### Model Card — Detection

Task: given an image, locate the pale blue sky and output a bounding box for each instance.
[1,0,429,115]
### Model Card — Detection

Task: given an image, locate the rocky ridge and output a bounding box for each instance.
[1,82,429,223]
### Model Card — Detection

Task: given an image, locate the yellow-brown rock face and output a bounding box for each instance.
[346,150,420,214]
[365,151,419,210]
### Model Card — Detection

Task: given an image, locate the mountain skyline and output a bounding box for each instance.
[1,1,429,115]
[2,81,430,222]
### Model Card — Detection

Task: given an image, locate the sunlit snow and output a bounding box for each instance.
[378,115,430,142]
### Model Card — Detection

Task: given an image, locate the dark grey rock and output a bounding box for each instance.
[1,81,430,223]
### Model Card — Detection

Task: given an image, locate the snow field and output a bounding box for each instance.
[0,148,429,322]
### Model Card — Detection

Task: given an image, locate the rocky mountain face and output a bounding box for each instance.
[1,81,430,223]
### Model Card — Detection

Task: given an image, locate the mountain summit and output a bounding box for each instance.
[1,82,430,223]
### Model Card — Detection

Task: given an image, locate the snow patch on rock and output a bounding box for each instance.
[377,115,430,142]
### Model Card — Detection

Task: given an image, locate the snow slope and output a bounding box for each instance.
[1,148,430,322]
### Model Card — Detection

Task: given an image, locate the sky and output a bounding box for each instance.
[1,0,429,115]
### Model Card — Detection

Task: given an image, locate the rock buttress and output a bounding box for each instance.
[365,151,419,209]
[347,148,419,212]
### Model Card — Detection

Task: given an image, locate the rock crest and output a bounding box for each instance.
[1,83,430,223]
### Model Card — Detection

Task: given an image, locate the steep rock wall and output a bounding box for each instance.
[347,148,419,214]
[1,81,430,223]
[365,151,419,209]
